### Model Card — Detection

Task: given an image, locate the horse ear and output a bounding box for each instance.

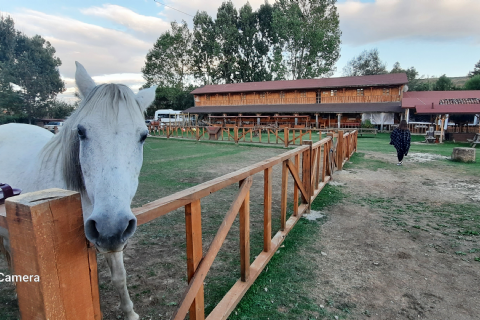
[136,86,157,112]
[75,61,96,99]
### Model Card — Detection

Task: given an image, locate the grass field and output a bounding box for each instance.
[1,133,479,320]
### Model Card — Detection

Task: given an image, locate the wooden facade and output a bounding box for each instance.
[194,86,403,107]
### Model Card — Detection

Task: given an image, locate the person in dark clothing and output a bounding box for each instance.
[390,120,411,165]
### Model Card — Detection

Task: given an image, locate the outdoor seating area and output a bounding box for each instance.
[467,133,480,148]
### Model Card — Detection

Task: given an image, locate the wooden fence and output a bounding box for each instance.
[0,130,357,320]
[148,124,356,148]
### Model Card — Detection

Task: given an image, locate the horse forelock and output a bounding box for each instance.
[39,83,145,192]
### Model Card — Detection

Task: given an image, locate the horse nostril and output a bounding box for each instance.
[122,218,136,241]
[85,219,100,242]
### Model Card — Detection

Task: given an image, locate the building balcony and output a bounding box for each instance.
[195,95,400,107]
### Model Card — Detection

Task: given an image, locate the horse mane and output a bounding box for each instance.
[39,83,145,192]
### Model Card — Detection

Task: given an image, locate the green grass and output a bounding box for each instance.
[224,184,348,320]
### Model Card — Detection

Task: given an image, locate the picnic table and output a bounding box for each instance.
[467,133,480,148]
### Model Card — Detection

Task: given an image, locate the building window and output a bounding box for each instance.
[383,88,390,95]
[300,91,307,98]
[194,96,200,102]
[206,94,210,101]
[260,92,266,99]
[323,91,328,95]
[223,94,228,99]
[316,91,321,103]
[331,90,337,97]
[357,88,364,96]
[280,91,285,99]
[241,93,246,100]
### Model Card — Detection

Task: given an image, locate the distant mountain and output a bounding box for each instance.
[416,76,469,88]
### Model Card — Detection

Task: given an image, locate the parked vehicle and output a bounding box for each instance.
[44,121,64,133]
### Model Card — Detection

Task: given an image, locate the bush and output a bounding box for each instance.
[464,75,480,90]
[361,119,375,128]
[0,114,29,125]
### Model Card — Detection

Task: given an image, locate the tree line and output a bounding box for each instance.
[0,15,72,124]
[142,0,341,113]
[342,48,480,92]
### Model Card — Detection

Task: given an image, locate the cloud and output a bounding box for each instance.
[10,9,153,79]
[81,4,170,41]
[338,0,480,46]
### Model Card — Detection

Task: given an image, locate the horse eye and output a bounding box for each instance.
[140,132,148,143]
[77,125,86,140]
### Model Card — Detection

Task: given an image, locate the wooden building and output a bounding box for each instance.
[185,73,408,128]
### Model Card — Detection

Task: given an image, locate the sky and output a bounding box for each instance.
[1,0,479,103]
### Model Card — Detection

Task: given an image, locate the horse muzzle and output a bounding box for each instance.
[84,213,137,252]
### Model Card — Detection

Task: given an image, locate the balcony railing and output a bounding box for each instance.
[195,95,400,106]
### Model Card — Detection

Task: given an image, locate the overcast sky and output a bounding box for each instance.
[1,0,479,102]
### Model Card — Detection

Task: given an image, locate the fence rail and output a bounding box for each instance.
[0,130,358,320]
[148,124,357,148]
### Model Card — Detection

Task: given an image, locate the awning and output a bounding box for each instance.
[184,102,402,114]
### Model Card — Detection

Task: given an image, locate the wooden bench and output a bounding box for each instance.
[467,133,480,148]
[358,128,377,137]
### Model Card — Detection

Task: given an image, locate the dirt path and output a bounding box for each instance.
[310,151,480,320]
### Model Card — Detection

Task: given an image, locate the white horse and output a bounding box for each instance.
[0,62,156,320]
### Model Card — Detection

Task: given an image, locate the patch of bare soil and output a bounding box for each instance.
[310,151,480,320]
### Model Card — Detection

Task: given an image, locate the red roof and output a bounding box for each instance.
[414,104,480,114]
[191,73,408,94]
[402,91,480,109]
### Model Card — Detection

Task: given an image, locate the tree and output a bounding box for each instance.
[434,74,454,91]
[273,0,341,80]
[343,48,387,76]
[192,11,219,85]
[142,21,193,89]
[0,15,65,124]
[464,75,480,90]
[390,62,423,90]
[468,60,480,78]
[48,99,76,119]
[214,1,240,83]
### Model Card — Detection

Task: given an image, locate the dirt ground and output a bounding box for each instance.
[310,151,480,320]
[2,144,479,320]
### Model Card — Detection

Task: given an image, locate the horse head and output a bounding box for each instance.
[72,62,156,253]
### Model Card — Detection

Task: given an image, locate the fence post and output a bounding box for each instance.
[239,180,250,282]
[337,130,344,171]
[302,140,313,212]
[5,188,101,320]
[196,126,200,141]
[185,200,204,320]
[284,127,289,148]
[234,126,239,144]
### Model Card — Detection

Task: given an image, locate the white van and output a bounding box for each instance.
[154,109,183,126]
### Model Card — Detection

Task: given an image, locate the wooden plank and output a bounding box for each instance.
[263,168,272,252]
[293,154,300,216]
[284,127,289,148]
[322,143,327,183]
[205,204,308,320]
[0,204,6,229]
[87,243,102,320]
[286,160,308,201]
[302,141,313,209]
[171,177,252,320]
[6,188,99,320]
[280,160,288,231]
[239,183,250,282]
[133,146,308,226]
[185,200,204,320]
